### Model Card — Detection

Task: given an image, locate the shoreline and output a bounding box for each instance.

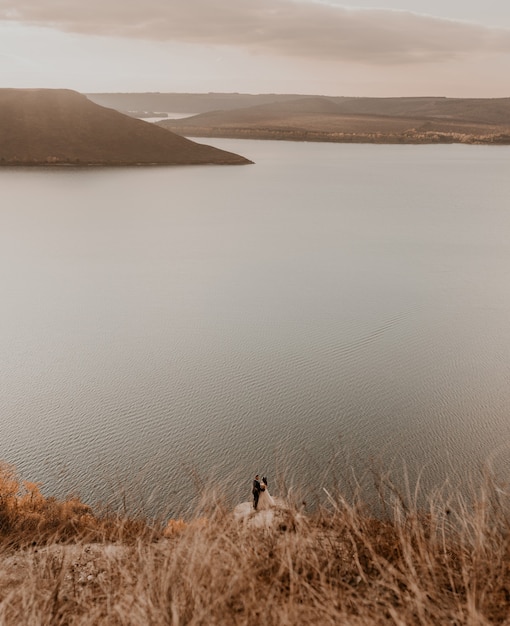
[158,125,510,145]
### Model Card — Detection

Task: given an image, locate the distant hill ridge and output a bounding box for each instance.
[87,92,510,145]
[87,92,510,126]
[0,89,250,166]
[86,92,306,115]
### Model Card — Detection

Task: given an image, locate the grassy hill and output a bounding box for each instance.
[0,89,251,166]
[151,95,510,145]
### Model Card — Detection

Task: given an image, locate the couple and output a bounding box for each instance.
[252,474,275,511]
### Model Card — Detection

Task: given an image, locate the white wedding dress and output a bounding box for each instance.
[257,485,275,510]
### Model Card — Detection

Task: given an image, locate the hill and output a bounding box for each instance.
[0,89,251,166]
[86,92,306,115]
[156,96,510,145]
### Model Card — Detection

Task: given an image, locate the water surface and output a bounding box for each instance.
[1,141,510,514]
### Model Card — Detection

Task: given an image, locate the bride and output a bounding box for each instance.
[257,476,275,510]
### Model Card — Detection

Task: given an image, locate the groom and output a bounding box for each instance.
[252,474,262,510]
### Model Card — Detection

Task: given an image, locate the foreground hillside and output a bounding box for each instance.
[0,89,250,166]
[156,95,510,145]
[1,461,510,624]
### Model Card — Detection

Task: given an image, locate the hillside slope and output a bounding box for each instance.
[0,89,250,166]
[156,95,510,144]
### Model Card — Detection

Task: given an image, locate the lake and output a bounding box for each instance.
[1,140,510,516]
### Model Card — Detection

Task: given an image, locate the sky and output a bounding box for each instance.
[1,0,510,97]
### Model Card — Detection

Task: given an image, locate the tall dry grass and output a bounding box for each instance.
[1,461,510,624]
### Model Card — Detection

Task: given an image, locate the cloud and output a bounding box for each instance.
[2,0,510,64]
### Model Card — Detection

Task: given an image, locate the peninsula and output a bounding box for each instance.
[0,89,251,166]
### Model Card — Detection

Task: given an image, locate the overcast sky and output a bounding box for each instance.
[1,0,509,96]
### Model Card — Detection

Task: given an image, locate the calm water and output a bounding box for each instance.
[1,140,510,515]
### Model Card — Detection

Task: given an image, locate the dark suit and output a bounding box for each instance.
[252,479,261,509]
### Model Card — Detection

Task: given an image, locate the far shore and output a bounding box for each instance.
[156,124,510,146]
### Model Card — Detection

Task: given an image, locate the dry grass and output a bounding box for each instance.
[1,462,510,624]
[0,462,157,548]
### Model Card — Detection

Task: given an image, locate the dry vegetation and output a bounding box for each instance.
[1,461,510,624]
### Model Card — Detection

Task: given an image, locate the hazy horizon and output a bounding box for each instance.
[1,0,510,98]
